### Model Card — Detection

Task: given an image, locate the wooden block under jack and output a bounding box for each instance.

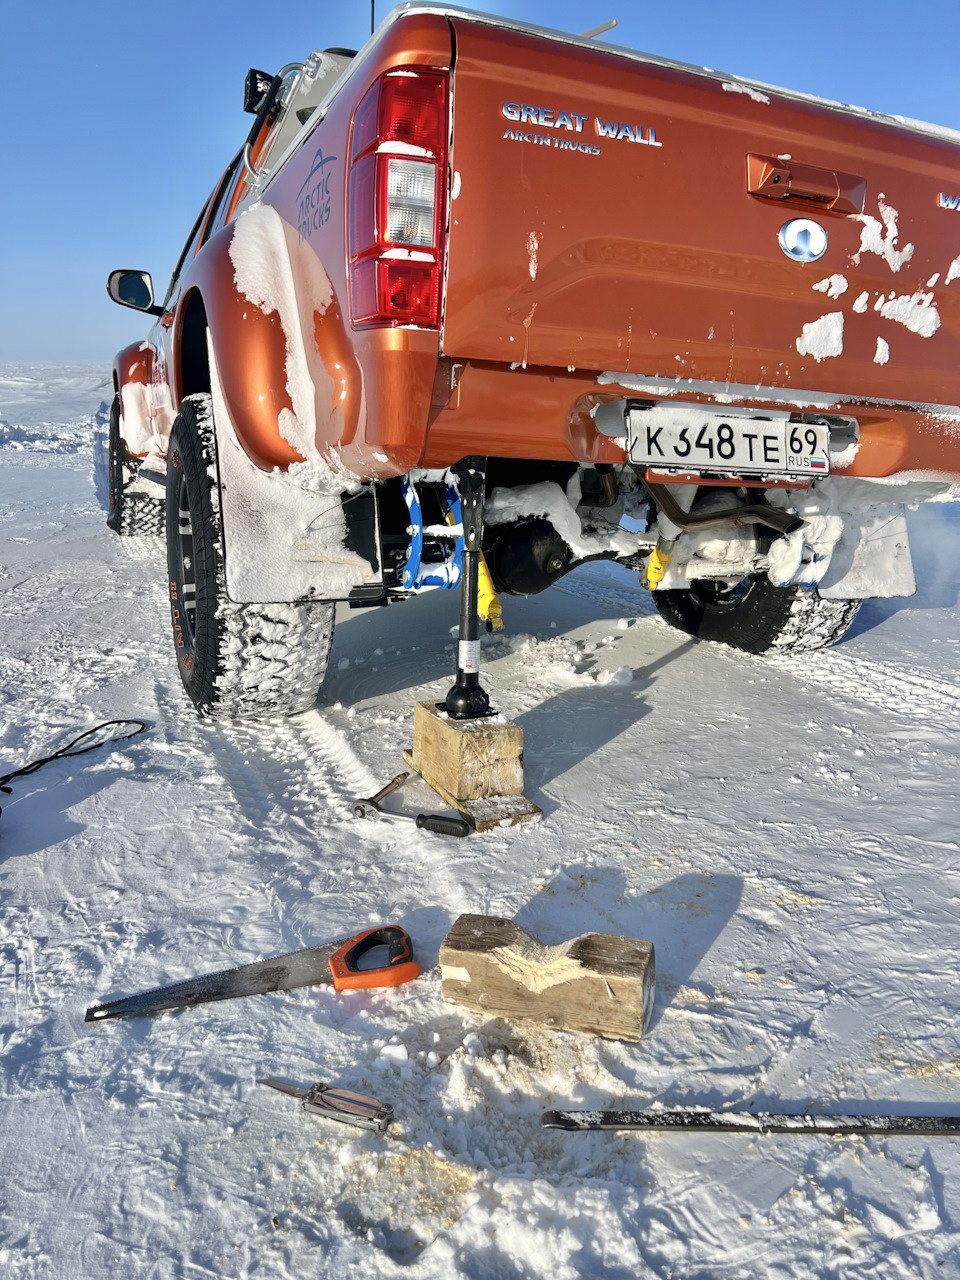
[412,700,522,799]
[405,700,541,831]
[439,914,656,1042]
[402,749,541,831]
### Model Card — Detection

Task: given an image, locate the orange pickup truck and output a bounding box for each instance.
[107,3,960,719]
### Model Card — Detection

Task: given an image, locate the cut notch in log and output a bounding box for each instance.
[439,913,656,1042]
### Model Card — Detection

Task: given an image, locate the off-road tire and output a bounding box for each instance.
[165,393,335,719]
[768,588,862,654]
[107,395,165,537]
[653,576,861,655]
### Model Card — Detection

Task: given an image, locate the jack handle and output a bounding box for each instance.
[367,772,410,808]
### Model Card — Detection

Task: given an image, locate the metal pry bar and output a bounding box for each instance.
[542,1109,960,1136]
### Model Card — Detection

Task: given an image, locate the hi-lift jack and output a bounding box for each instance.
[401,458,497,719]
[396,458,542,831]
[361,462,539,831]
[443,459,495,721]
[400,468,503,648]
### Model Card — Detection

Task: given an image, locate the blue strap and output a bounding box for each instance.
[400,478,463,592]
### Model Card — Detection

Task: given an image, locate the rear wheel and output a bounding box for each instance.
[165,393,336,719]
[653,575,861,655]
[106,395,165,536]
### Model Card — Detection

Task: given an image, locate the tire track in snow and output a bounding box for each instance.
[202,710,379,839]
[287,711,381,799]
[769,649,960,727]
[558,572,960,728]
[192,709,470,947]
[554,567,655,617]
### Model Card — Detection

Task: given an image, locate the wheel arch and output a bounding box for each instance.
[176,288,212,402]
[111,339,154,457]
[176,224,302,472]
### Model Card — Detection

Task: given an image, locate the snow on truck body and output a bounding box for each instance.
[106,2,960,718]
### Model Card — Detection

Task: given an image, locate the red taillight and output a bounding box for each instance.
[352,73,447,159]
[347,68,448,329]
[351,259,440,327]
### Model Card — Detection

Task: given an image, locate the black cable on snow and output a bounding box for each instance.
[0,720,146,820]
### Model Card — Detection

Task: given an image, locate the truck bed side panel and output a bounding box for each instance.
[443,20,960,410]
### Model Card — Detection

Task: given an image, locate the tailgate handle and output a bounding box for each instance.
[746,153,866,215]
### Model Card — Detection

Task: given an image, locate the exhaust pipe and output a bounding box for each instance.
[644,482,804,536]
[641,481,804,589]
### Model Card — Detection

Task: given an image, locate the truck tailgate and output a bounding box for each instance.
[443,18,960,408]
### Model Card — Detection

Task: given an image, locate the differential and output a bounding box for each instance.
[485,518,573,597]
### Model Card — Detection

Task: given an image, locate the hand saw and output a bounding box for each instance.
[84,925,419,1022]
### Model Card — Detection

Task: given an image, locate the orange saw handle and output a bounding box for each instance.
[328,926,420,991]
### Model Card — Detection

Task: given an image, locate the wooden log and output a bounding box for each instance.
[439,914,656,1042]
[411,701,523,800]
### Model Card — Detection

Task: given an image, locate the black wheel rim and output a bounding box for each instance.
[176,471,198,648]
[689,576,755,612]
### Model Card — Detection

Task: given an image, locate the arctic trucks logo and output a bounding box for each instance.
[501,101,662,155]
[297,147,337,243]
[939,193,960,211]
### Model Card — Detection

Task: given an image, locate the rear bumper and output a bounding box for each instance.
[420,361,960,481]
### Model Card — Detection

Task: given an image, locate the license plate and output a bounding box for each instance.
[625,402,830,477]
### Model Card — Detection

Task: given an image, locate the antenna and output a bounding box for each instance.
[581,18,617,38]
[371,2,375,36]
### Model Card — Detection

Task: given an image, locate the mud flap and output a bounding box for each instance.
[207,337,382,604]
[817,506,916,599]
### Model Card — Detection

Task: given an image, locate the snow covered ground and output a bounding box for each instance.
[2,361,959,1279]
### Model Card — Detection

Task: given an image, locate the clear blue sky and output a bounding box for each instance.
[3,0,958,361]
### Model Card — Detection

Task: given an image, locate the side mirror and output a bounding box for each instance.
[244,67,273,114]
[106,269,162,316]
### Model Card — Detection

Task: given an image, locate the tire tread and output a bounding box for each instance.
[167,393,335,720]
[108,396,166,537]
[654,577,860,655]
[770,590,862,654]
